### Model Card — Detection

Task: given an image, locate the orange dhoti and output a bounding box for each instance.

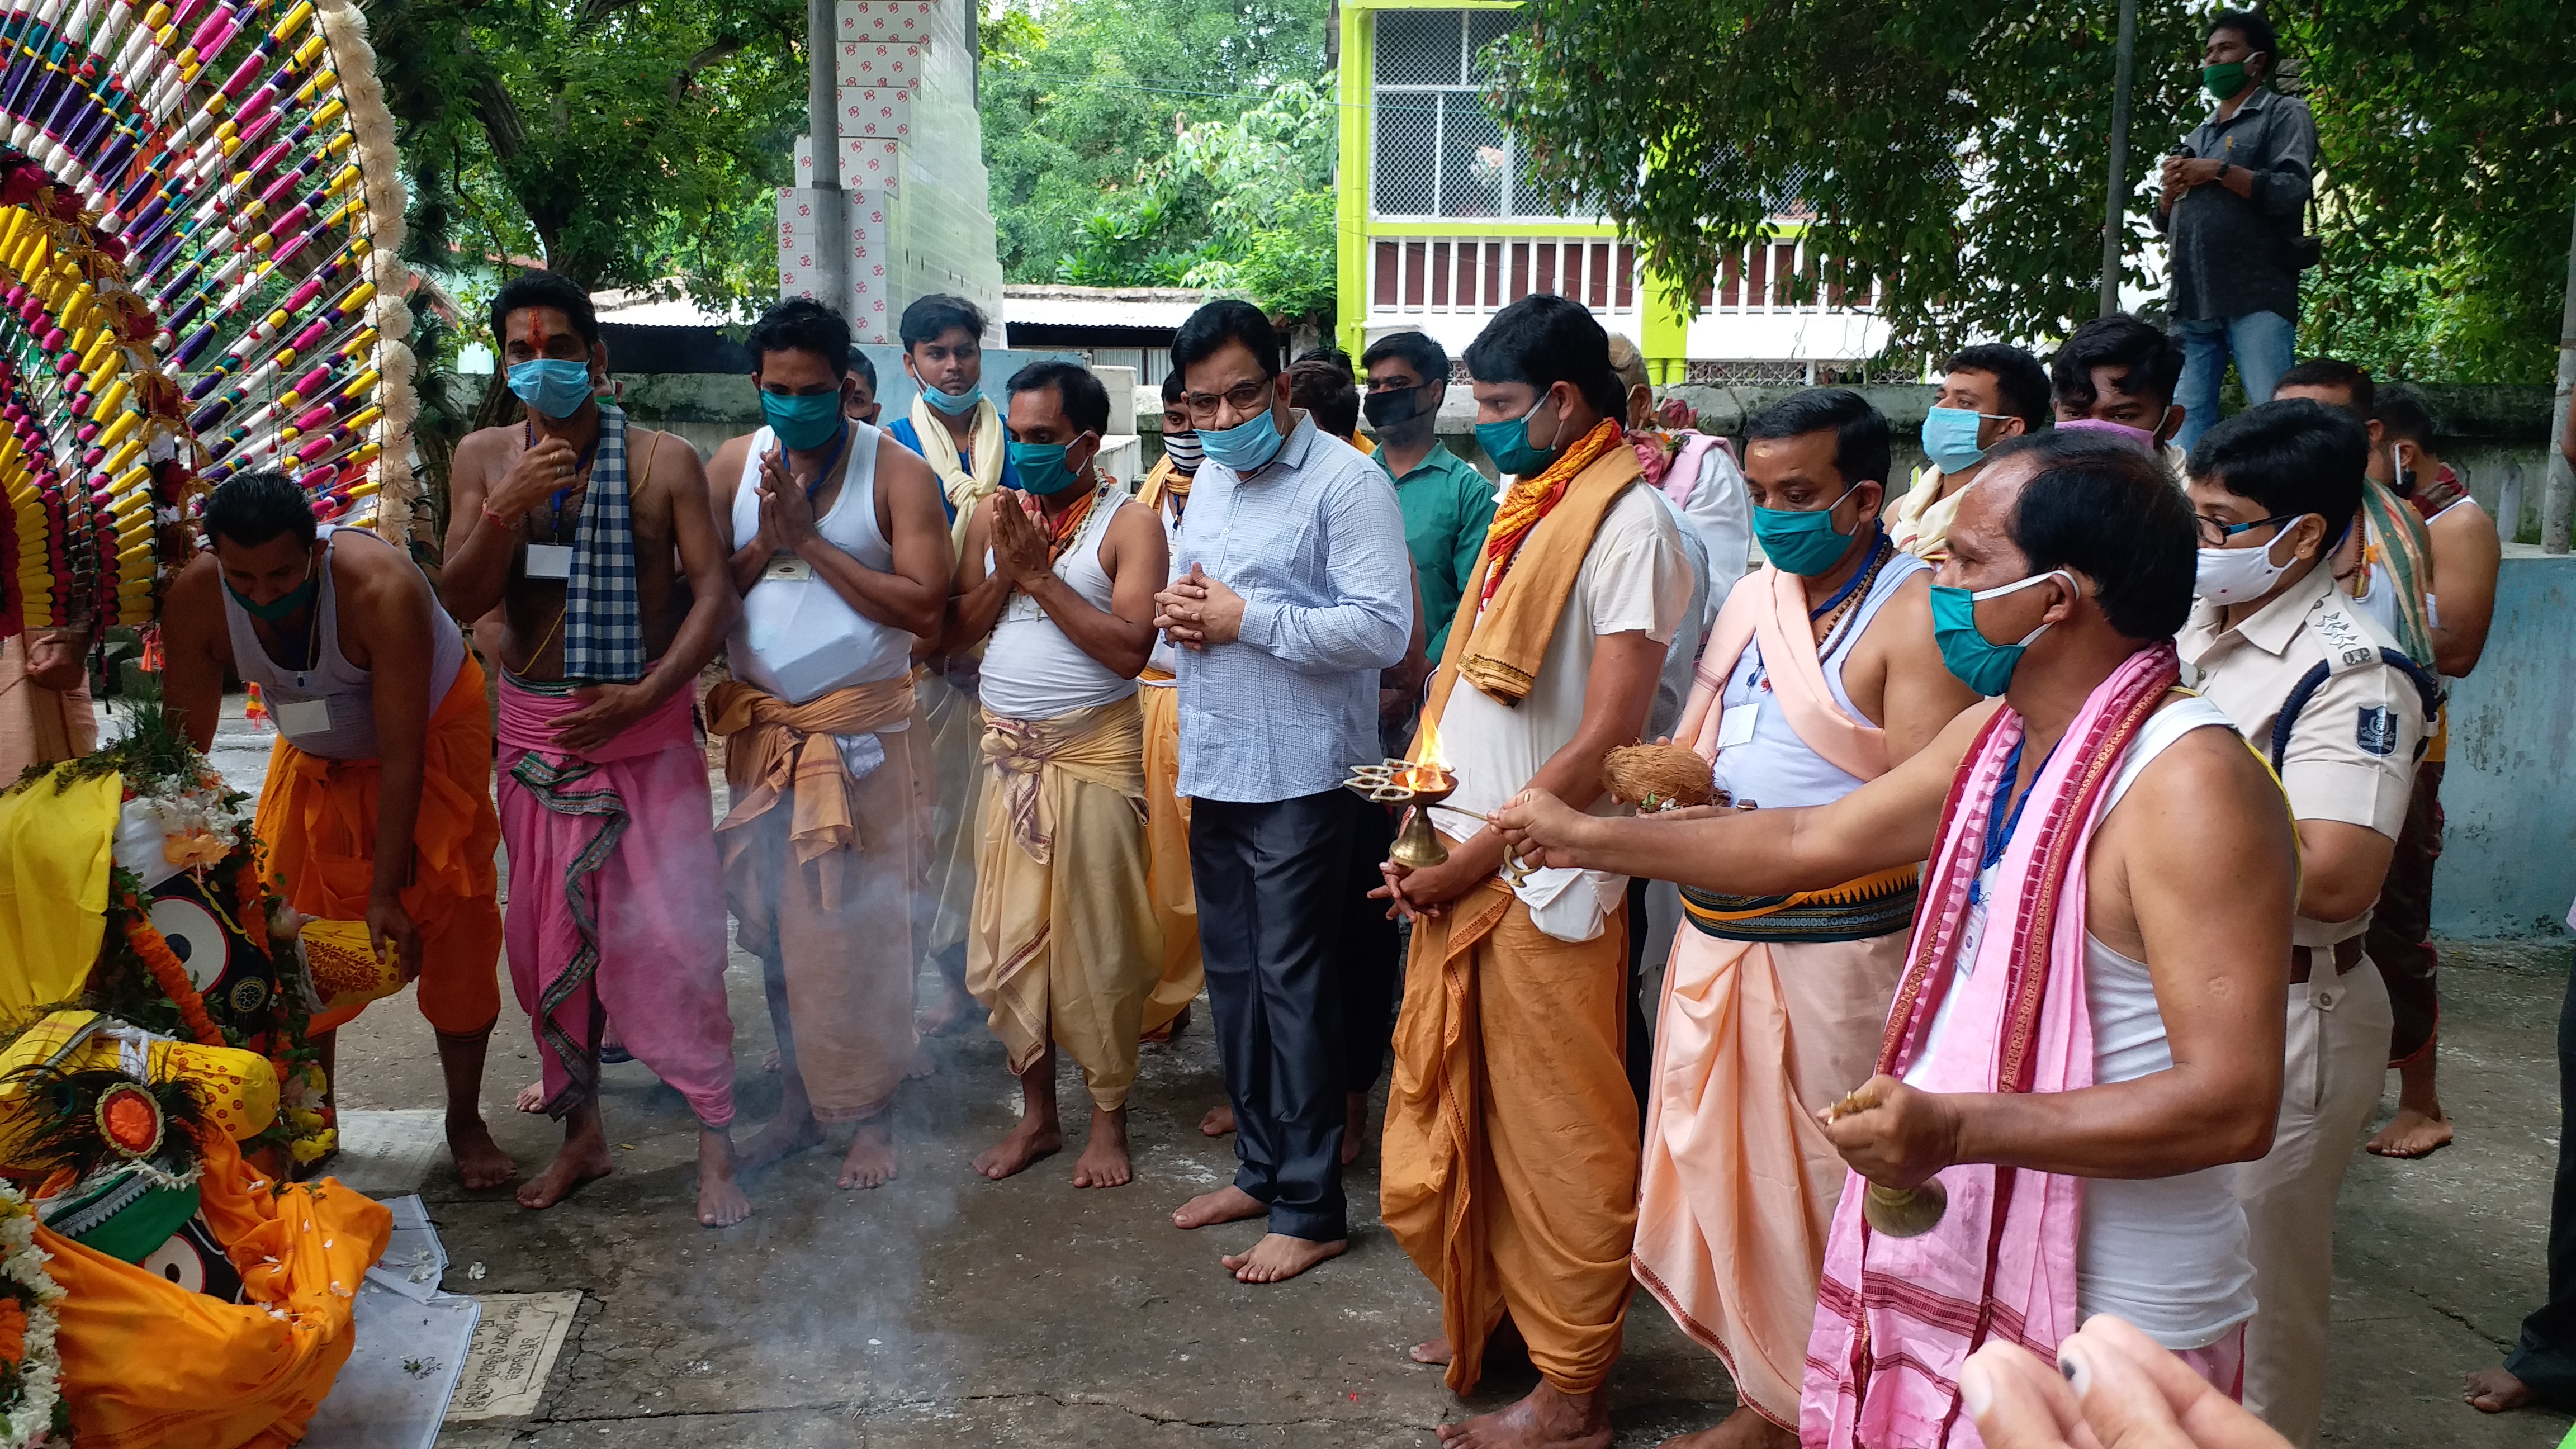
[253,654,503,1036]
[1630,927,1908,1428]
[1381,870,1639,1396]
[1136,677,1200,1040]
[48,1127,392,1448]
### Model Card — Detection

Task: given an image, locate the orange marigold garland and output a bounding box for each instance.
[119,895,222,1049]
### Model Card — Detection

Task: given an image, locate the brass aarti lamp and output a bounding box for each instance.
[1344,758,1459,869]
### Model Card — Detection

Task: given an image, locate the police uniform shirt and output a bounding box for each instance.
[2177,559,2427,947]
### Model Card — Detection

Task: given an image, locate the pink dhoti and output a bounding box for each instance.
[498,674,736,1128]
[1632,928,1908,1428]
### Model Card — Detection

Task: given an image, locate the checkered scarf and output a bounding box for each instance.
[561,405,645,683]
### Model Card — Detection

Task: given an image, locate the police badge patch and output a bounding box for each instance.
[2357,705,2398,756]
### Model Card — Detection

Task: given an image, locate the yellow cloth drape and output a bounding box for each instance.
[0,767,120,1016]
[966,697,1159,1111]
[1382,866,1638,1397]
[909,395,1008,554]
[1447,426,1642,706]
[708,674,916,909]
[1135,679,1200,1040]
[49,1126,390,1449]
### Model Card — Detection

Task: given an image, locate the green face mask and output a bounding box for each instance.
[2202,59,2250,99]
[225,571,317,623]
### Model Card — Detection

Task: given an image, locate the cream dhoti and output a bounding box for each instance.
[967,694,1161,1110]
[498,674,736,1127]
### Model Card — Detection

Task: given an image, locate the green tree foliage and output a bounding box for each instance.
[978,0,1333,319]
[1486,0,2204,357]
[372,0,809,319]
[2277,2,2576,383]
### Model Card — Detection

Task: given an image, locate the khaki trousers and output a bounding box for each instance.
[2237,956,2392,1448]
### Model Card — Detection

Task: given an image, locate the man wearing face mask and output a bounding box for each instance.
[1134,371,1205,1046]
[945,361,1168,1191]
[702,297,953,1194]
[1362,332,1494,675]
[1890,344,2051,562]
[845,345,882,425]
[1153,300,1411,1286]
[883,293,1019,1039]
[443,269,750,1228]
[1627,389,1977,1449]
[1498,430,2298,1441]
[2155,7,2316,456]
[1372,295,1693,1449]
[2179,400,2435,1448]
[2049,314,2190,474]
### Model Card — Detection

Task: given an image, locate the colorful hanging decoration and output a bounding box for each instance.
[0,0,414,641]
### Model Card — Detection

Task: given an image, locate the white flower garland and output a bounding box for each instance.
[0,1186,67,1448]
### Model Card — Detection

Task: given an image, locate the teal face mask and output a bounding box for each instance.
[225,570,318,623]
[920,380,984,416]
[1928,570,2070,696]
[1006,437,1091,496]
[508,358,596,420]
[1751,481,1867,576]
[760,390,845,452]
[1474,396,1557,477]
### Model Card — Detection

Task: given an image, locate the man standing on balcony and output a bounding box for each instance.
[2154,7,2317,454]
[1154,300,1412,1285]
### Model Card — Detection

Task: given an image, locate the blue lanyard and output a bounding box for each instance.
[801,424,851,500]
[1968,735,2057,907]
[1748,531,1888,694]
[527,423,603,539]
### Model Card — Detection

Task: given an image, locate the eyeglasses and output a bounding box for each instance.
[2194,513,2297,547]
[1185,379,1273,416]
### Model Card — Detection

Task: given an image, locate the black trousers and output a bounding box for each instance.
[2506,948,2576,1404]
[1190,789,1354,1242]
[1338,796,1401,1095]
[1622,875,1658,1117]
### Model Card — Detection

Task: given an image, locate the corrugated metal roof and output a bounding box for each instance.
[1001,285,1205,329]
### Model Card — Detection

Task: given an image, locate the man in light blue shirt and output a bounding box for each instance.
[1153,300,1412,1285]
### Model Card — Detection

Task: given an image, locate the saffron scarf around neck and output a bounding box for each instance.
[910,391,1008,551]
[1802,643,2181,1449]
[1440,419,1641,705]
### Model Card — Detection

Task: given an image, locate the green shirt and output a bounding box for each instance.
[1379,441,1498,665]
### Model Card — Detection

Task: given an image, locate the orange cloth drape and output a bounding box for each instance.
[255,654,502,1036]
[1381,867,1638,1397]
[48,1127,391,1448]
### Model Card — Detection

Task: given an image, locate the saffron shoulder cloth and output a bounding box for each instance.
[1670,568,1919,943]
[1801,643,2180,1449]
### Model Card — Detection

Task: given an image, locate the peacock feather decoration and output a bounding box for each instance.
[0,0,411,640]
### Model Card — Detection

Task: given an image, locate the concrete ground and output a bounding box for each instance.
[187,698,2576,1445]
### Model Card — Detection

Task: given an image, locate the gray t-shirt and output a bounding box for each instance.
[2153,87,2317,323]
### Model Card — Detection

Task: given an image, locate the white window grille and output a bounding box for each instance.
[1371,10,1558,220]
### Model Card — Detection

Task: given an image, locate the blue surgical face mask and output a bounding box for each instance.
[760,390,845,452]
[1751,481,1867,576]
[1928,570,2071,697]
[509,358,596,421]
[1921,406,2002,475]
[1199,406,1286,473]
[1006,437,1091,496]
[1474,396,1557,478]
[920,379,984,416]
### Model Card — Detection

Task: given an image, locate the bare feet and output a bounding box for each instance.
[2464,1366,2532,1413]
[1653,1405,1796,1448]
[695,1127,751,1228]
[1343,1090,1370,1166]
[915,978,976,1036]
[447,1116,517,1190]
[1173,1185,1266,1229]
[517,1134,613,1210]
[839,1117,898,1190]
[1200,1104,1236,1137]
[1410,1336,1454,1366]
[1436,1381,1612,1448]
[905,1045,939,1080]
[972,1112,1063,1180]
[760,1047,783,1073]
[737,1111,826,1171]
[514,1081,545,1114]
[2368,1106,2456,1158]
[1221,1232,1346,1284]
[1072,1107,1132,1188]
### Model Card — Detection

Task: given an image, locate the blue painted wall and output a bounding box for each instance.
[2433,548,2576,939]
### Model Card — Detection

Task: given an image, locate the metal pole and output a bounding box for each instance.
[2098,0,2140,317]
[805,0,849,312]
[2545,195,2576,554]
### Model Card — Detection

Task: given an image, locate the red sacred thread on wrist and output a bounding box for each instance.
[482,506,513,529]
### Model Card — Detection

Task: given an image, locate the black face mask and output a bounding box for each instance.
[1363,385,1431,430]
